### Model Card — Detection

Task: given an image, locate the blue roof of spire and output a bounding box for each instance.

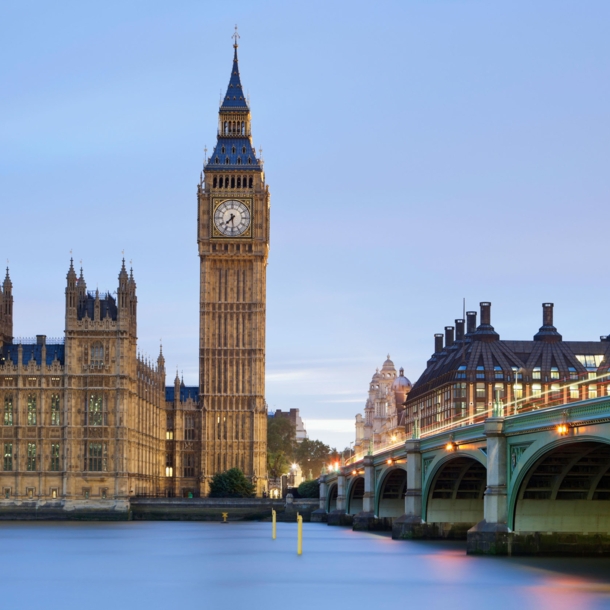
[221,46,249,110]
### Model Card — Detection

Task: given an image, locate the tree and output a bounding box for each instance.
[208,468,255,498]
[267,450,290,479]
[297,479,320,498]
[267,416,296,457]
[295,438,333,477]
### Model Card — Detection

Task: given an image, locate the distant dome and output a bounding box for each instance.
[381,354,396,372]
[392,367,412,391]
[371,368,381,381]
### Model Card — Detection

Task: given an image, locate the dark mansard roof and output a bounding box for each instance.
[0,342,65,367]
[77,292,117,321]
[408,303,610,401]
[166,386,199,403]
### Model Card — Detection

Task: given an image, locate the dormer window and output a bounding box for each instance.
[215,157,219,164]
[232,146,236,154]
[221,146,225,154]
[242,146,246,153]
[550,367,560,380]
[225,157,229,165]
[237,158,242,165]
[532,367,541,380]
[247,157,252,164]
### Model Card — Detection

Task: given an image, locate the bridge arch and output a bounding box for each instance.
[346,476,365,515]
[424,453,486,527]
[375,467,407,518]
[326,483,338,513]
[509,436,610,532]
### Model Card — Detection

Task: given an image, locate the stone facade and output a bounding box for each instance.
[0,261,165,514]
[354,356,412,457]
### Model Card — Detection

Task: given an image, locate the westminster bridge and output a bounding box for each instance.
[314,394,610,555]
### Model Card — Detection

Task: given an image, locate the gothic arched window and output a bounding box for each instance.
[87,394,104,426]
[91,342,103,366]
[237,158,241,165]
[225,157,229,165]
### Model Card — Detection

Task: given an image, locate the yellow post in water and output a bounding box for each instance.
[221,512,228,523]
[272,509,276,540]
[297,514,303,555]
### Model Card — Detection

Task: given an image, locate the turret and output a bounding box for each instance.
[0,267,13,343]
[157,344,165,374]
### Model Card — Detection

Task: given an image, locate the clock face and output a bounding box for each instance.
[214,200,251,237]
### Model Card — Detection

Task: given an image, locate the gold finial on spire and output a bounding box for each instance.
[232,25,240,48]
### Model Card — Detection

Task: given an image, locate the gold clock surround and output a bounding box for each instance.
[212,198,252,239]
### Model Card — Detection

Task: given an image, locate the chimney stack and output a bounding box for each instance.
[534,302,562,342]
[455,319,465,341]
[445,326,455,348]
[473,302,499,341]
[466,311,477,335]
[434,334,444,353]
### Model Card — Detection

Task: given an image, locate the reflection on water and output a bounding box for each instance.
[0,522,609,610]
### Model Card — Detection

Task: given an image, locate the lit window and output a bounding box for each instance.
[27,443,36,471]
[51,489,57,499]
[87,395,104,426]
[550,384,561,399]
[588,385,598,399]
[3,396,12,426]
[569,385,579,400]
[50,443,60,471]
[532,384,542,399]
[3,443,12,471]
[532,367,541,380]
[51,394,60,426]
[27,395,36,425]
[476,383,485,399]
[514,384,523,400]
[576,355,603,369]
[550,367,559,380]
[166,431,174,440]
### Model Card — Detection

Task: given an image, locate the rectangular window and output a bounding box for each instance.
[569,367,578,381]
[576,355,603,369]
[27,396,36,425]
[514,384,523,400]
[185,415,195,440]
[3,396,13,426]
[166,431,174,440]
[476,366,485,380]
[3,443,12,471]
[550,384,561,399]
[456,365,466,379]
[86,442,107,472]
[569,385,579,400]
[50,443,60,471]
[101,489,107,499]
[3,488,9,499]
[493,383,505,400]
[51,395,60,426]
[87,395,104,426]
[51,489,57,499]
[184,453,195,477]
[476,383,486,399]
[532,384,542,399]
[494,367,503,380]
[550,367,560,380]
[532,367,541,380]
[27,443,36,471]
[589,385,598,399]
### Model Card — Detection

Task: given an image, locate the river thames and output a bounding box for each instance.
[2,521,609,609]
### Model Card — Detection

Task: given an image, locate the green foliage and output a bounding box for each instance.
[297,479,320,498]
[267,450,290,479]
[295,438,333,477]
[267,417,296,456]
[208,468,255,498]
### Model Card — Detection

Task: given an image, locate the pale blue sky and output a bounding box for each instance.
[2,1,609,449]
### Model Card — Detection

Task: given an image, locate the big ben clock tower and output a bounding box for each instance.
[197,32,269,495]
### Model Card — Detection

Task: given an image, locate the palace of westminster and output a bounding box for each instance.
[0,38,269,511]
[3,38,610,515]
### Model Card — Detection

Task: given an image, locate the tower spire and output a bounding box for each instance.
[221,28,248,110]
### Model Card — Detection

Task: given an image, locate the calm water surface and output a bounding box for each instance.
[2,521,610,609]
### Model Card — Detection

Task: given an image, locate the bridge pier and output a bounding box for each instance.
[392,439,425,539]
[467,417,510,555]
[353,456,380,530]
[328,471,350,526]
[311,475,328,522]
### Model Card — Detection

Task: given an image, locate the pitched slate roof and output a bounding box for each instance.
[221,47,249,110]
[166,386,199,403]
[0,342,65,367]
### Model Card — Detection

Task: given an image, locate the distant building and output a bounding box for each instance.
[269,408,307,442]
[404,302,610,437]
[354,356,412,456]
